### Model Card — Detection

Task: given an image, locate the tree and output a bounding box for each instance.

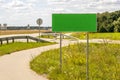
[97,10,120,32]
[113,17,120,32]
[99,26,107,32]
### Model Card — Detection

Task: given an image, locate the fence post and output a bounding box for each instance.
[12,38,14,43]
[0,40,2,45]
[27,36,29,43]
[6,38,9,44]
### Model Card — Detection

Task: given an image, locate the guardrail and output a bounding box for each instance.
[0,36,47,45]
[41,32,79,40]
[62,34,80,40]
[41,32,59,36]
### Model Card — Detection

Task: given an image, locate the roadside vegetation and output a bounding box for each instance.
[30,43,120,80]
[72,32,120,40]
[0,42,54,56]
[40,35,55,39]
[97,10,120,32]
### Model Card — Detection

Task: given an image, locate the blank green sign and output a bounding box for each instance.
[52,14,97,32]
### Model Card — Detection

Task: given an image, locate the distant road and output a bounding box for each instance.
[0,33,120,44]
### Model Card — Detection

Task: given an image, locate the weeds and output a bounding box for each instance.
[30,42,120,80]
[72,32,120,40]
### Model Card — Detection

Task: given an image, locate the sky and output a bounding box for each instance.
[0,0,120,26]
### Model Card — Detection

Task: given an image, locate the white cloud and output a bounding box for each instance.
[0,0,3,3]
[1,0,120,26]
[103,0,118,2]
[3,0,28,10]
[47,0,71,5]
[45,0,120,17]
[26,0,38,2]
[93,0,120,12]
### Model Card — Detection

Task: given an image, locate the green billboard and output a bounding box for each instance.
[52,14,97,32]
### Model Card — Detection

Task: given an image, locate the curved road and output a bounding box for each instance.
[0,40,75,80]
[0,33,76,80]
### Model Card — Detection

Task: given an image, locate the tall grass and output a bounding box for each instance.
[0,42,54,56]
[30,43,120,80]
[40,35,55,39]
[72,32,120,40]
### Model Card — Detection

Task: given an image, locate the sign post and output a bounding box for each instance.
[52,14,97,80]
[86,32,89,80]
[60,33,62,71]
[36,18,43,38]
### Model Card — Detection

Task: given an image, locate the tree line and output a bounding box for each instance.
[97,10,120,32]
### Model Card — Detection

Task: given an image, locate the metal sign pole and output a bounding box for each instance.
[86,32,89,80]
[60,33,62,71]
[36,18,43,38]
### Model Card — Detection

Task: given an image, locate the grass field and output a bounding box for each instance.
[40,35,55,39]
[0,42,54,56]
[0,30,51,35]
[72,32,120,40]
[30,43,120,80]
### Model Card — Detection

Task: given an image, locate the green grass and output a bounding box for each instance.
[0,42,54,56]
[30,43,120,80]
[72,32,120,40]
[40,35,55,39]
